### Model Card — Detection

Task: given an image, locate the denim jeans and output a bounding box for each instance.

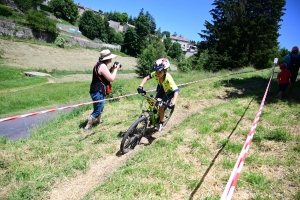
[90,92,105,119]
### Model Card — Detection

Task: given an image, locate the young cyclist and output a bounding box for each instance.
[137,58,179,131]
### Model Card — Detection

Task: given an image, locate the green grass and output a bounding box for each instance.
[0,59,299,199]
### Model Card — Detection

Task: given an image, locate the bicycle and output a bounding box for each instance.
[120,91,175,154]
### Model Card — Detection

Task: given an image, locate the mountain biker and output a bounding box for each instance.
[137,58,179,131]
[284,46,300,94]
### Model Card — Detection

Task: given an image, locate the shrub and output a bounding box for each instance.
[26,10,58,36]
[0,4,12,17]
[54,35,66,48]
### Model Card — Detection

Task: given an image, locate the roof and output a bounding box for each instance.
[170,36,189,42]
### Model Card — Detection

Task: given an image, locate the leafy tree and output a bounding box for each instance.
[128,15,135,25]
[163,37,172,53]
[135,44,157,77]
[135,37,167,77]
[48,0,78,24]
[277,47,289,64]
[79,10,106,41]
[105,11,128,25]
[197,0,285,71]
[145,11,156,34]
[122,27,138,56]
[107,27,123,44]
[135,12,150,54]
[162,31,170,38]
[14,0,33,12]
[168,42,183,61]
[26,10,57,36]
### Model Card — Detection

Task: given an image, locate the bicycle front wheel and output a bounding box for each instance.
[120,116,148,154]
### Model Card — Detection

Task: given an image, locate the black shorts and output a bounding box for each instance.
[279,83,289,92]
[156,87,170,103]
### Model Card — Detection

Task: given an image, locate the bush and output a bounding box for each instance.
[135,44,157,77]
[26,10,58,36]
[0,4,12,17]
[54,35,66,48]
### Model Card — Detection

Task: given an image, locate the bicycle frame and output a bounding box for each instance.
[141,92,166,127]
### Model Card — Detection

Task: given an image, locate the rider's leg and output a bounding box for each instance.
[159,106,165,122]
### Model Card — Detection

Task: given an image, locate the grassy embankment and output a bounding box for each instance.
[0,51,299,199]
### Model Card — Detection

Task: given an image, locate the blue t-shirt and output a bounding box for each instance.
[284,53,300,70]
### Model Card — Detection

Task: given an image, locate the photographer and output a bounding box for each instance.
[84,49,121,130]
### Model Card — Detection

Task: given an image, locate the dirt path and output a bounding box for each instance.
[48,98,225,200]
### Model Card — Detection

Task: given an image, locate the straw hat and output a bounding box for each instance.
[99,49,117,61]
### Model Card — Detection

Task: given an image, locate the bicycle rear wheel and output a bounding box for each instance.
[163,105,175,127]
[120,116,148,154]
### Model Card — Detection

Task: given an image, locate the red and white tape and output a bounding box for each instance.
[0,93,138,122]
[0,68,272,123]
[221,59,277,200]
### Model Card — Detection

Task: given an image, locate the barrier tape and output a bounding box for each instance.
[220,58,277,200]
[0,93,138,122]
[0,68,274,123]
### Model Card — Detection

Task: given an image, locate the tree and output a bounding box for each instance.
[105,11,128,25]
[79,10,106,41]
[197,0,285,71]
[135,44,157,77]
[128,15,135,25]
[163,37,172,53]
[48,0,78,24]
[145,11,156,34]
[162,31,170,38]
[122,27,138,56]
[135,12,150,54]
[168,42,183,61]
[14,0,34,12]
[107,27,124,44]
[135,37,167,77]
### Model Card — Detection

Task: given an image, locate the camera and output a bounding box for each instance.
[114,61,122,68]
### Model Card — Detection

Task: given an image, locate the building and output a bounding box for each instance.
[77,3,103,17]
[170,36,189,51]
[123,23,136,32]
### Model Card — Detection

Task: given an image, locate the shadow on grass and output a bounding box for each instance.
[189,97,255,199]
[218,75,300,105]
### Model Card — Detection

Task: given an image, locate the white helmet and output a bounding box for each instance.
[152,58,170,71]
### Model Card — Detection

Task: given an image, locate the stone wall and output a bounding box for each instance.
[0,18,55,42]
[0,18,121,51]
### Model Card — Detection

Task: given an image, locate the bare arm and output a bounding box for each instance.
[139,75,151,87]
[171,91,178,105]
[99,63,120,82]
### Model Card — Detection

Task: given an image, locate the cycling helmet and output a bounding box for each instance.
[152,58,170,71]
[292,46,299,53]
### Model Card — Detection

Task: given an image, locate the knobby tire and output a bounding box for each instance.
[120,116,148,154]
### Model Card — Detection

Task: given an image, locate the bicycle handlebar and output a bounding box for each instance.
[141,91,168,108]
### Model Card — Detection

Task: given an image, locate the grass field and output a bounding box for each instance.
[0,39,299,200]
